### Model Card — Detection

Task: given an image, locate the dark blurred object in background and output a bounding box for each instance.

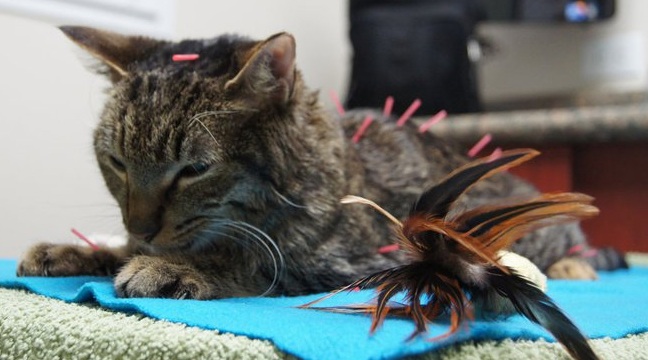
[482,0,615,23]
[345,0,615,116]
[346,0,484,115]
[346,0,485,115]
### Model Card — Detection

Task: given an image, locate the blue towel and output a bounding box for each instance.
[1,259,647,360]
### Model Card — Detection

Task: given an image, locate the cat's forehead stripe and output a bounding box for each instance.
[118,106,225,164]
[99,50,241,165]
[121,111,181,163]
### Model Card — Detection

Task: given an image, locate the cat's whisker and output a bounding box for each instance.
[190,118,218,145]
[187,111,232,144]
[188,110,238,122]
[188,109,256,145]
[271,187,308,209]
[193,224,244,251]
[187,109,255,126]
[197,218,284,297]
[220,221,285,297]
[188,109,259,127]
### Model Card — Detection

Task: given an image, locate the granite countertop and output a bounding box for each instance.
[420,92,648,146]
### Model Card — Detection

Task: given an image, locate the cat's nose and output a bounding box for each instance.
[126,191,163,243]
[127,218,161,242]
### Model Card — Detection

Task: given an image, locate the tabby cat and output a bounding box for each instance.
[17,27,626,299]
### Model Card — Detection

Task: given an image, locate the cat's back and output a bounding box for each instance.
[337,110,538,218]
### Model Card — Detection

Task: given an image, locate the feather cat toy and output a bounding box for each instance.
[302,148,600,360]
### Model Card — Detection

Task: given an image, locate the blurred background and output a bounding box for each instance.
[0,0,646,258]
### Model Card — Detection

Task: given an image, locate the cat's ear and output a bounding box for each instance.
[225,32,296,106]
[59,26,165,82]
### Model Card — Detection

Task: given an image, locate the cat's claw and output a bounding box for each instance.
[114,256,213,300]
[17,243,96,277]
[18,243,121,277]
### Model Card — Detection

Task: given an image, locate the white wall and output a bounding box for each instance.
[1,0,647,258]
[0,14,118,259]
[175,1,349,102]
[479,0,648,102]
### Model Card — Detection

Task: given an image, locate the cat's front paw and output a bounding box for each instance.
[115,256,214,299]
[546,257,598,280]
[18,243,116,277]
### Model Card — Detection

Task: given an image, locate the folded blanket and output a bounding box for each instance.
[1,259,647,360]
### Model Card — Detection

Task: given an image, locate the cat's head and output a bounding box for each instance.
[61,26,314,250]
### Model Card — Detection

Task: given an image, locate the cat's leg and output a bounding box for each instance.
[17,243,126,277]
[546,245,627,279]
[508,222,601,280]
[114,255,217,299]
[546,257,598,280]
[114,255,272,299]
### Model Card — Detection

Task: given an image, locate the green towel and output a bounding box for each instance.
[2,287,647,359]
[0,288,287,359]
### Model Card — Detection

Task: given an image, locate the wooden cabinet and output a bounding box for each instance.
[510,143,648,252]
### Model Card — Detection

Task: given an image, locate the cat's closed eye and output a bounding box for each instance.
[178,162,211,178]
[109,155,126,172]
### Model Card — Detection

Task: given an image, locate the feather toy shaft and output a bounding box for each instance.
[71,228,100,251]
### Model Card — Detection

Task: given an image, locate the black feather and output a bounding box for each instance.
[410,149,538,216]
[479,267,600,360]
